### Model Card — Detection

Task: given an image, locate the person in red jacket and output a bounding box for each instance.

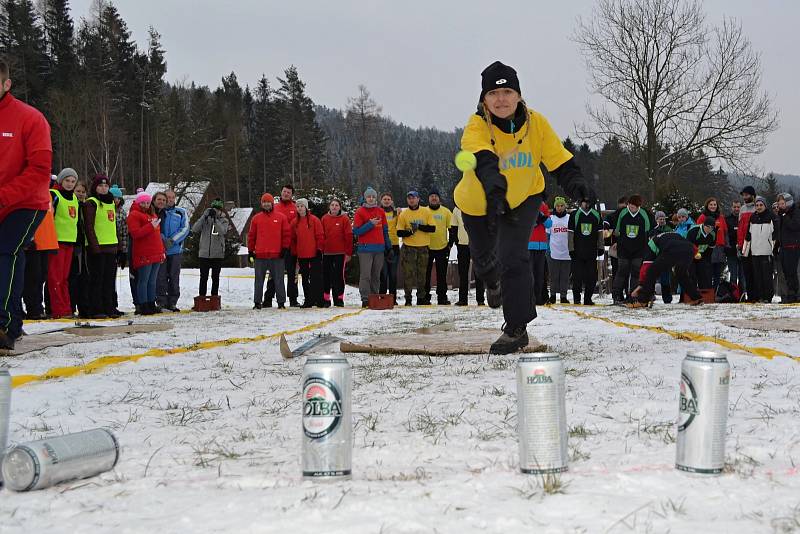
[321,198,353,307]
[696,197,729,288]
[248,193,291,309]
[0,58,52,350]
[127,192,166,315]
[293,198,325,308]
[266,184,299,306]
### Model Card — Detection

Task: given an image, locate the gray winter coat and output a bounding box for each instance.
[192,209,230,259]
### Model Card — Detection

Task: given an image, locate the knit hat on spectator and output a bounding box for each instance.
[110,185,124,198]
[296,198,309,210]
[755,196,767,206]
[136,192,152,204]
[677,208,689,218]
[702,216,716,229]
[655,211,666,220]
[261,193,274,204]
[429,186,441,198]
[740,186,756,196]
[554,196,567,207]
[211,198,224,209]
[779,192,794,208]
[57,168,78,184]
[92,174,110,189]
[363,187,378,199]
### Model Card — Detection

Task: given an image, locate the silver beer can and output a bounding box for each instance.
[0,368,10,488]
[676,350,730,474]
[302,354,352,480]
[517,354,568,474]
[1,428,120,491]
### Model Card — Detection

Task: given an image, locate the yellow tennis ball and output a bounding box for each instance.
[454,150,477,172]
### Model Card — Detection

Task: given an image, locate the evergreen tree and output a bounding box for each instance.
[0,0,49,105]
[42,0,76,90]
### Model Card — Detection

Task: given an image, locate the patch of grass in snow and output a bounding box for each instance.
[491,358,513,371]
[724,449,761,478]
[513,472,569,497]
[569,443,591,462]
[568,424,595,438]
[770,504,800,533]
[406,407,466,443]
[565,367,590,377]
[162,399,222,426]
[193,439,242,467]
[636,420,676,444]
[481,385,506,397]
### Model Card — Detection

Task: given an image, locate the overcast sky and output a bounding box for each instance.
[70,0,800,175]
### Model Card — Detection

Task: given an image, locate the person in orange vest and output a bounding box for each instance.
[47,168,81,319]
[22,177,59,319]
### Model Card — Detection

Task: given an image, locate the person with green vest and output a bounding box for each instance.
[611,194,653,304]
[83,174,120,318]
[568,198,603,305]
[47,168,81,318]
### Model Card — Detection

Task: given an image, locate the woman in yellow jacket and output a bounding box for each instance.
[454,61,595,354]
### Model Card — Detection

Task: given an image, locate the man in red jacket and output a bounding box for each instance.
[265,184,299,306]
[0,58,52,350]
[248,193,291,309]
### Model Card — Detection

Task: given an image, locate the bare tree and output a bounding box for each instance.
[574,0,778,196]
[346,85,382,193]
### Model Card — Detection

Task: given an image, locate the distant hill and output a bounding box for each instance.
[728,173,800,196]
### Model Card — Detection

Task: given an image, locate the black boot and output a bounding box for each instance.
[0,328,15,351]
[560,295,569,304]
[573,292,581,305]
[489,324,529,355]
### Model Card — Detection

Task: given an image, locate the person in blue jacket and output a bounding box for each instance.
[157,189,190,311]
[674,208,695,238]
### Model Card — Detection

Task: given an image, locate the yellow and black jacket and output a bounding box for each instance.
[454,103,582,216]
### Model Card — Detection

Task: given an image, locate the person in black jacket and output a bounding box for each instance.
[568,199,603,305]
[628,232,703,307]
[603,196,628,295]
[611,195,652,304]
[725,201,743,290]
[686,218,717,289]
[776,193,800,303]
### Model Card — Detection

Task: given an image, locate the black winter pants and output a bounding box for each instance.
[298,254,323,306]
[571,257,597,300]
[530,250,547,305]
[323,254,346,304]
[640,252,700,303]
[613,257,642,300]
[22,249,50,317]
[87,252,117,316]
[198,257,222,296]
[424,248,450,301]
[780,248,800,300]
[751,255,774,302]
[456,244,484,304]
[463,195,540,329]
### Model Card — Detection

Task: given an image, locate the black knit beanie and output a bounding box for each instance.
[480,61,521,101]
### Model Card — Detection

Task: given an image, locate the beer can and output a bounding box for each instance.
[302,354,351,480]
[676,350,730,474]
[0,368,11,488]
[1,428,120,491]
[516,354,568,474]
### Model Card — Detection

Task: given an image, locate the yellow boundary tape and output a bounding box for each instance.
[556,308,800,363]
[11,310,365,389]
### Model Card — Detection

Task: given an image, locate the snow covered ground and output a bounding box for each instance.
[1,268,799,533]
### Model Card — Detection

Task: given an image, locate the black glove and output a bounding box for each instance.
[386,248,395,263]
[564,182,597,207]
[117,252,127,269]
[484,173,509,236]
[597,249,605,258]
[536,210,548,225]
[281,248,290,260]
[206,208,215,219]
